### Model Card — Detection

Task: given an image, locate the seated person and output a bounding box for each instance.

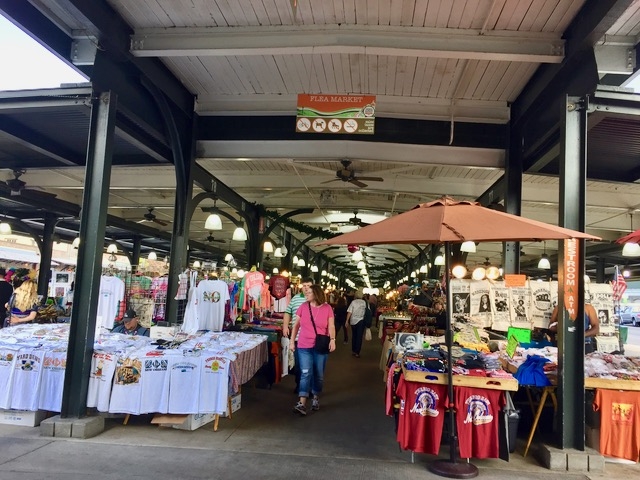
[112,309,150,337]
[433,300,448,330]
[408,283,433,309]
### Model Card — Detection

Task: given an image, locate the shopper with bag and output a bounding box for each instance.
[346,290,368,358]
[290,284,336,416]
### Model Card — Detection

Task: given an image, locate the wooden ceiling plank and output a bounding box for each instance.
[435,0,454,28]
[494,0,522,30]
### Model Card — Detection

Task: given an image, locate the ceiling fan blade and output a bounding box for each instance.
[153,218,169,226]
[349,179,367,188]
[136,219,148,224]
[355,176,384,182]
[320,178,341,184]
[214,239,226,243]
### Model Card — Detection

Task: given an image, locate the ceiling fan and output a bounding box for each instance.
[137,207,169,227]
[321,159,384,188]
[204,232,225,244]
[336,210,370,227]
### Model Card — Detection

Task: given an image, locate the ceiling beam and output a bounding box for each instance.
[131,25,564,64]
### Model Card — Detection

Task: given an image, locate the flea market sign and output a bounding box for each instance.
[296,94,375,134]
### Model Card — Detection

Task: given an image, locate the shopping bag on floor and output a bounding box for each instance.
[365,328,372,341]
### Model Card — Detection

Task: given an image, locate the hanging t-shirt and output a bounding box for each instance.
[108,355,143,415]
[269,275,290,300]
[11,348,45,411]
[0,347,19,409]
[168,356,201,414]
[395,375,448,454]
[198,353,232,414]
[38,350,67,412]
[86,351,118,412]
[455,386,505,459]
[594,388,640,461]
[96,276,125,334]
[139,349,173,414]
[196,279,230,331]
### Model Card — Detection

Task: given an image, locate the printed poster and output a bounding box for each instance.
[509,284,532,329]
[469,280,493,328]
[450,279,470,327]
[530,281,553,329]
[490,281,511,332]
[589,283,615,335]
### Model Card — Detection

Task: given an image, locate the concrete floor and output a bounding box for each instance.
[0,330,638,479]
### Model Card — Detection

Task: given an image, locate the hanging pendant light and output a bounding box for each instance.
[148,251,158,261]
[71,237,80,248]
[232,226,247,241]
[204,198,223,230]
[434,253,445,266]
[622,213,640,257]
[263,241,274,253]
[352,250,363,262]
[107,242,118,254]
[460,241,476,253]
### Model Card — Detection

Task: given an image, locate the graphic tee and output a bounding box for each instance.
[395,375,448,454]
[269,275,290,300]
[38,350,67,412]
[0,347,19,409]
[139,350,172,414]
[109,355,143,415]
[11,348,45,411]
[594,389,640,461]
[196,279,230,331]
[455,386,505,459]
[86,352,117,412]
[199,353,232,414]
[168,356,201,414]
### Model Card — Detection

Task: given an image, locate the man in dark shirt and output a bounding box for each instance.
[0,268,14,329]
[409,283,433,308]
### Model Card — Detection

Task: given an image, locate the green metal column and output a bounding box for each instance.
[61,90,117,418]
[503,121,522,275]
[131,235,141,268]
[37,213,57,297]
[556,95,588,450]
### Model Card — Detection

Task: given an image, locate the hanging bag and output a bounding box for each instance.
[308,302,331,354]
[3,293,15,328]
[363,302,373,328]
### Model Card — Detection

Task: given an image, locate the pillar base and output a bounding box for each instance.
[40,414,104,439]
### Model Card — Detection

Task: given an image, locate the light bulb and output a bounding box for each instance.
[472,267,486,280]
[486,266,500,280]
[452,265,467,279]
[263,241,274,253]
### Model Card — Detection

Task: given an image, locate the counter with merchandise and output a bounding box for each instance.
[0,323,268,418]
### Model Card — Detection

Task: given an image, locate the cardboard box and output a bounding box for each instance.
[224,394,241,417]
[151,413,216,431]
[586,426,600,451]
[0,409,48,427]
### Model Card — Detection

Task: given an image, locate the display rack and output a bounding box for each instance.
[585,377,640,391]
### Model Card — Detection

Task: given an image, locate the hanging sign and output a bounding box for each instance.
[563,238,579,321]
[505,334,519,358]
[504,274,527,287]
[296,94,376,134]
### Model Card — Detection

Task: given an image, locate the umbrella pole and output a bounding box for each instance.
[428,242,478,479]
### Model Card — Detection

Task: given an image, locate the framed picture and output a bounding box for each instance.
[394,332,423,351]
[56,273,69,283]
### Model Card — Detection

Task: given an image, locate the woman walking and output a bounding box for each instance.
[290,284,336,416]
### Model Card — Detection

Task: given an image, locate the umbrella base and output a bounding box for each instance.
[428,459,479,479]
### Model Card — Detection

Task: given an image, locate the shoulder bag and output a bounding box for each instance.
[308,302,331,354]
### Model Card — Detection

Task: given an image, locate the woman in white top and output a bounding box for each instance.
[346,291,367,358]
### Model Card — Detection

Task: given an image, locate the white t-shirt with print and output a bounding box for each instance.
[196,279,230,331]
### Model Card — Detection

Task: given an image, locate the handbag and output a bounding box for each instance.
[308,302,331,354]
[3,293,15,328]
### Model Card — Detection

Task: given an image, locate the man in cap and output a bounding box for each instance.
[112,308,150,337]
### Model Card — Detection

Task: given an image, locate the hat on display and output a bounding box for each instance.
[123,309,137,321]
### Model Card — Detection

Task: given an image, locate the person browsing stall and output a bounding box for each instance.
[548,302,599,354]
[5,279,38,327]
[112,309,150,337]
[408,282,434,309]
[289,284,336,416]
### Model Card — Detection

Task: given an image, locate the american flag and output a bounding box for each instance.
[612,266,627,301]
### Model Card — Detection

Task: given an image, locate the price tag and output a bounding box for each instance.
[506,335,519,358]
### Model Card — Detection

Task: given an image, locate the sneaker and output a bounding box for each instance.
[294,402,306,416]
[311,396,320,411]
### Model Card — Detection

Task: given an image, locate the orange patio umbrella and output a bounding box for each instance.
[317,196,599,478]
